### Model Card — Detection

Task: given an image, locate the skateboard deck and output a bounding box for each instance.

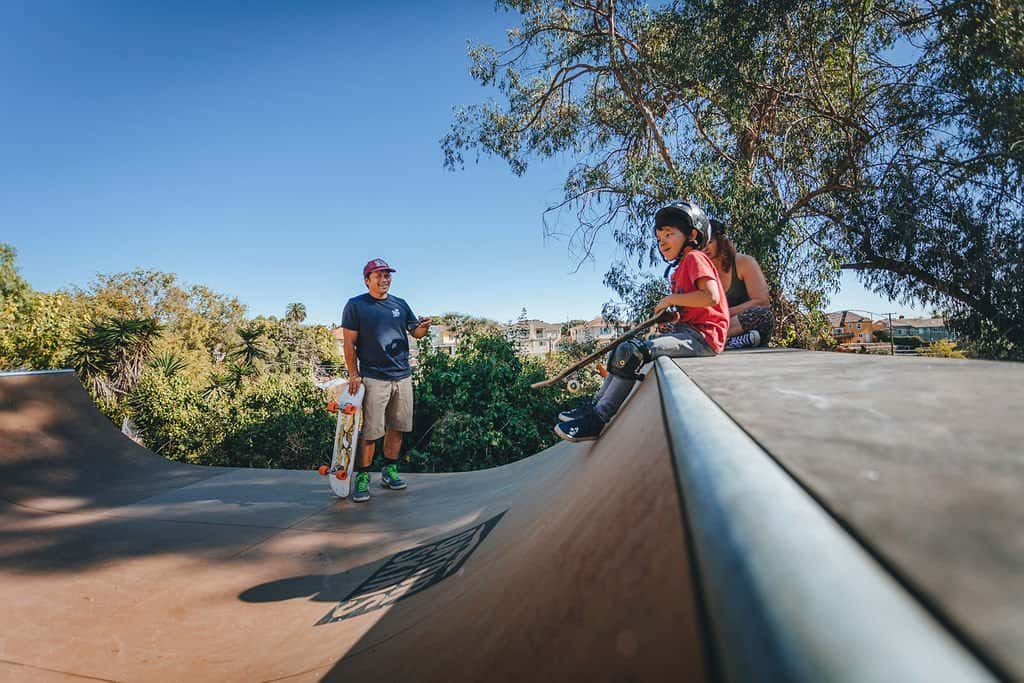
[530,311,669,389]
[317,378,365,498]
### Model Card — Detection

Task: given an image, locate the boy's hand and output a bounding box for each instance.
[415,316,432,330]
[655,299,680,319]
[656,306,680,332]
[348,376,362,395]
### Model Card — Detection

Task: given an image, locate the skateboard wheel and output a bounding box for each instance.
[336,471,348,480]
[326,401,338,413]
[342,404,357,415]
[318,465,329,476]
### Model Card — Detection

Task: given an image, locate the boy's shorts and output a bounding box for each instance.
[361,376,413,441]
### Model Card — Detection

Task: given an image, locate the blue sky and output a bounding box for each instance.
[1,1,928,326]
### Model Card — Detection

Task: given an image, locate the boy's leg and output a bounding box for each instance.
[593,326,713,423]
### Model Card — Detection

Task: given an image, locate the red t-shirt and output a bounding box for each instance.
[670,249,730,353]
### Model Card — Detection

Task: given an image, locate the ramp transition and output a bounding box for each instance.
[0,370,706,682]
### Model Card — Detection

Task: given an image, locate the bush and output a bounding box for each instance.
[130,370,334,469]
[405,332,579,472]
[895,335,926,348]
[918,340,966,359]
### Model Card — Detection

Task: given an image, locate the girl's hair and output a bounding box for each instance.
[708,220,737,274]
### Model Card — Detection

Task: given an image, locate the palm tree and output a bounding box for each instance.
[285,303,307,325]
[229,325,269,369]
[71,317,164,404]
[149,352,188,378]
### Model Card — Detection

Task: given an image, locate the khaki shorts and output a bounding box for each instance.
[361,376,413,441]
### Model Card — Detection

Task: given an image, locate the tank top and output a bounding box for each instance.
[725,268,750,308]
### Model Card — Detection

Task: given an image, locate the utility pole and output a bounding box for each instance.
[888,313,895,356]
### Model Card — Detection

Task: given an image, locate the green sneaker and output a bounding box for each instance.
[381,462,407,490]
[351,471,371,502]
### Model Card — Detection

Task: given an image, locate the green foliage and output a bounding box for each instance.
[130,370,334,469]
[918,340,967,359]
[873,329,892,342]
[70,317,163,415]
[149,351,188,378]
[601,267,668,326]
[229,324,271,368]
[285,302,307,324]
[446,0,1024,358]
[896,335,926,349]
[405,332,574,472]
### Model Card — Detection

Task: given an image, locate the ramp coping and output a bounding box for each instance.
[0,369,75,377]
[654,356,995,683]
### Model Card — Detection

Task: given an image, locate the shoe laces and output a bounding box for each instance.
[384,463,399,479]
[356,472,369,491]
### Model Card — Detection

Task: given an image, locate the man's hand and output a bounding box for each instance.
[415,316,432,331]
[348,376,362,395]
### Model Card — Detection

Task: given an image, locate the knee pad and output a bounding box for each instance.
[607,338,652,379]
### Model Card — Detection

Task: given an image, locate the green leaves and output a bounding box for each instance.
[447,0,1024,358]
[407,332,573,472]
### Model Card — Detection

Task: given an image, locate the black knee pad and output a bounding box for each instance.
[607,338,652,379]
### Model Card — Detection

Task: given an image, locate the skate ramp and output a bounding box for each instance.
[0,370,708,682]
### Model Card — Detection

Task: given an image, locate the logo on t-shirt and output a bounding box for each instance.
[392,308,400,318]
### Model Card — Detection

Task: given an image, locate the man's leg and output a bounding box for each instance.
[380,377,412,490]
[383,430,403,460]
[354,378,389,502]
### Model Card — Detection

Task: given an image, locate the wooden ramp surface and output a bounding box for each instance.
[0,372,708,682]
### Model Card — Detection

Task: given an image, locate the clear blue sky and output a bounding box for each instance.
[1,1,928,326]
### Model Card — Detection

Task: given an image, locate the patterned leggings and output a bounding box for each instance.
[735,306,774,341]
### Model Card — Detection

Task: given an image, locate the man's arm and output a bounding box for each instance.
[342,328,361,394]
[410,316,432,339]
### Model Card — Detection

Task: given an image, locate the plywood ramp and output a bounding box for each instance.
[0,371,708,682]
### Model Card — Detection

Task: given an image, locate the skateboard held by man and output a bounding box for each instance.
[317,378,365,498]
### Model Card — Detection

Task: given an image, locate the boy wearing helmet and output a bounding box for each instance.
[555,201,729,442]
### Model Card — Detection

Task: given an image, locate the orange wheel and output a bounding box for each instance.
[342,403,357,415]
[336,471,348,480]
[318,465,329,476]
[326,401,339,413]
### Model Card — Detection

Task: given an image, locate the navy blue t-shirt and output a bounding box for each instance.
[341,293,418,380]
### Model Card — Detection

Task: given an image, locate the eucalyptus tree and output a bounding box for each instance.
[445,0,1023,357]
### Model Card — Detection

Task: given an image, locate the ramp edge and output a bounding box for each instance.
[654,356,996,683]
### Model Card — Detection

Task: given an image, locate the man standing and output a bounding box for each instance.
[342,259,431,503]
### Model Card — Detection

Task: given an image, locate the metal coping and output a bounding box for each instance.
[654,356,995,683]
[0,369,75,377]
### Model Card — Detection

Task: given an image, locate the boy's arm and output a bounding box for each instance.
[655,277,719,313]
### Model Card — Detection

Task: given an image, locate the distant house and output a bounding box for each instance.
[826,311,874,345]
[426,324,459,356]
[567,317,629,346]
[879,316,951,343]
[330,326,345,356]
[506,319,564,356]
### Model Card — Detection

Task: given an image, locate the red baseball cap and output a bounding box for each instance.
[362,258,396,278]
